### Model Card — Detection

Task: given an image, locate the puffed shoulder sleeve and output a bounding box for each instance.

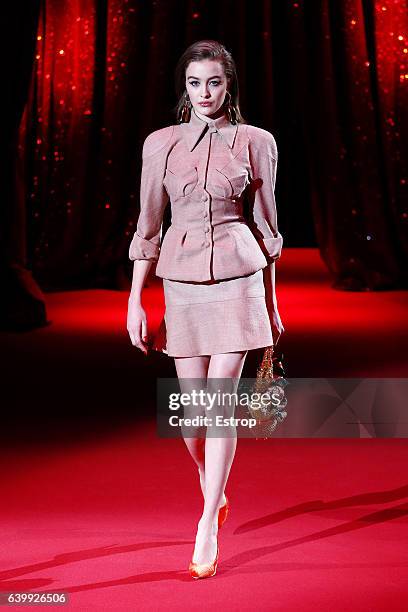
[128,126,174,262]
[247,127,283,263]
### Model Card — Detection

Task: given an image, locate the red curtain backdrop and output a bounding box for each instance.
[2,0,407,328]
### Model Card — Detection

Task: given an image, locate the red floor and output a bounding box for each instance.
[1,248,407,610]
[1,424,408,610]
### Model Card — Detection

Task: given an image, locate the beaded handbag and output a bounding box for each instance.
[247,346,289,439]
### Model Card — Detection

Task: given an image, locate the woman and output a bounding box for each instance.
[127,40,284,579]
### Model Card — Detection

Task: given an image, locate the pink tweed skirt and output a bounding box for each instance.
[152,268,273,358]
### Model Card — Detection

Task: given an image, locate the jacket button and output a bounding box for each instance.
[203,213,208,219]
[204,241,210,247]
[204,226,210,233]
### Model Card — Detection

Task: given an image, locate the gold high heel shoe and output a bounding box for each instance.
[188,541,219,579]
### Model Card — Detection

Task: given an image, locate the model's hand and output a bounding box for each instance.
[127,298,149,355]
[271,306,285,346]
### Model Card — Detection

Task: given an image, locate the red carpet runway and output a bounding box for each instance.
[0,249,407,610]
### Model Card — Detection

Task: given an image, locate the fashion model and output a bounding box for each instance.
[127,40,284,579]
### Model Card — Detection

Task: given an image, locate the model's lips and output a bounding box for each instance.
[199,102,212,106]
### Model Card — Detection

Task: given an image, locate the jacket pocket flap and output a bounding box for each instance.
[164,166,198,197]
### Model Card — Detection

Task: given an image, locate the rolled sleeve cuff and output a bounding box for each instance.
[260,232,283,262]
[128,232,160,262]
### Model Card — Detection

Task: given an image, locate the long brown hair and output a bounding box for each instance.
[173,40,246,124]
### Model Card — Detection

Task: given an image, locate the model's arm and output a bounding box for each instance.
[127,127,172,354]
[263,261,278,310]
[127,260,154,355]
[128,127,173,264]
[248,128,284,344]
[129,260,154,303]
[262,260,285,345]
[247,129,283,265]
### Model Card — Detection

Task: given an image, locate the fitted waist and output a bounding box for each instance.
[170,196,245,227]
[169,217,246,232]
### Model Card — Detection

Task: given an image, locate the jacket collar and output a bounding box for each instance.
[180,108,238,152]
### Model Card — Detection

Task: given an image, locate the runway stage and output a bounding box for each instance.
[1,248,407,610]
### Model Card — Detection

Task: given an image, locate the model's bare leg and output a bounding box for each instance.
[192,350,248,565]
[174,355,210,498]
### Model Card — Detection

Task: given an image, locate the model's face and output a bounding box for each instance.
[185,59,229,119]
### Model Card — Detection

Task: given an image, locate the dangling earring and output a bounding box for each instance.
[180,91,192,123]
[224,90,237,124]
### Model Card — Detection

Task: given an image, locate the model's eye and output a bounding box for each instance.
[188,80,222,87]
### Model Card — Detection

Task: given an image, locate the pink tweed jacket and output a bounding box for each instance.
[128,108,283,282]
